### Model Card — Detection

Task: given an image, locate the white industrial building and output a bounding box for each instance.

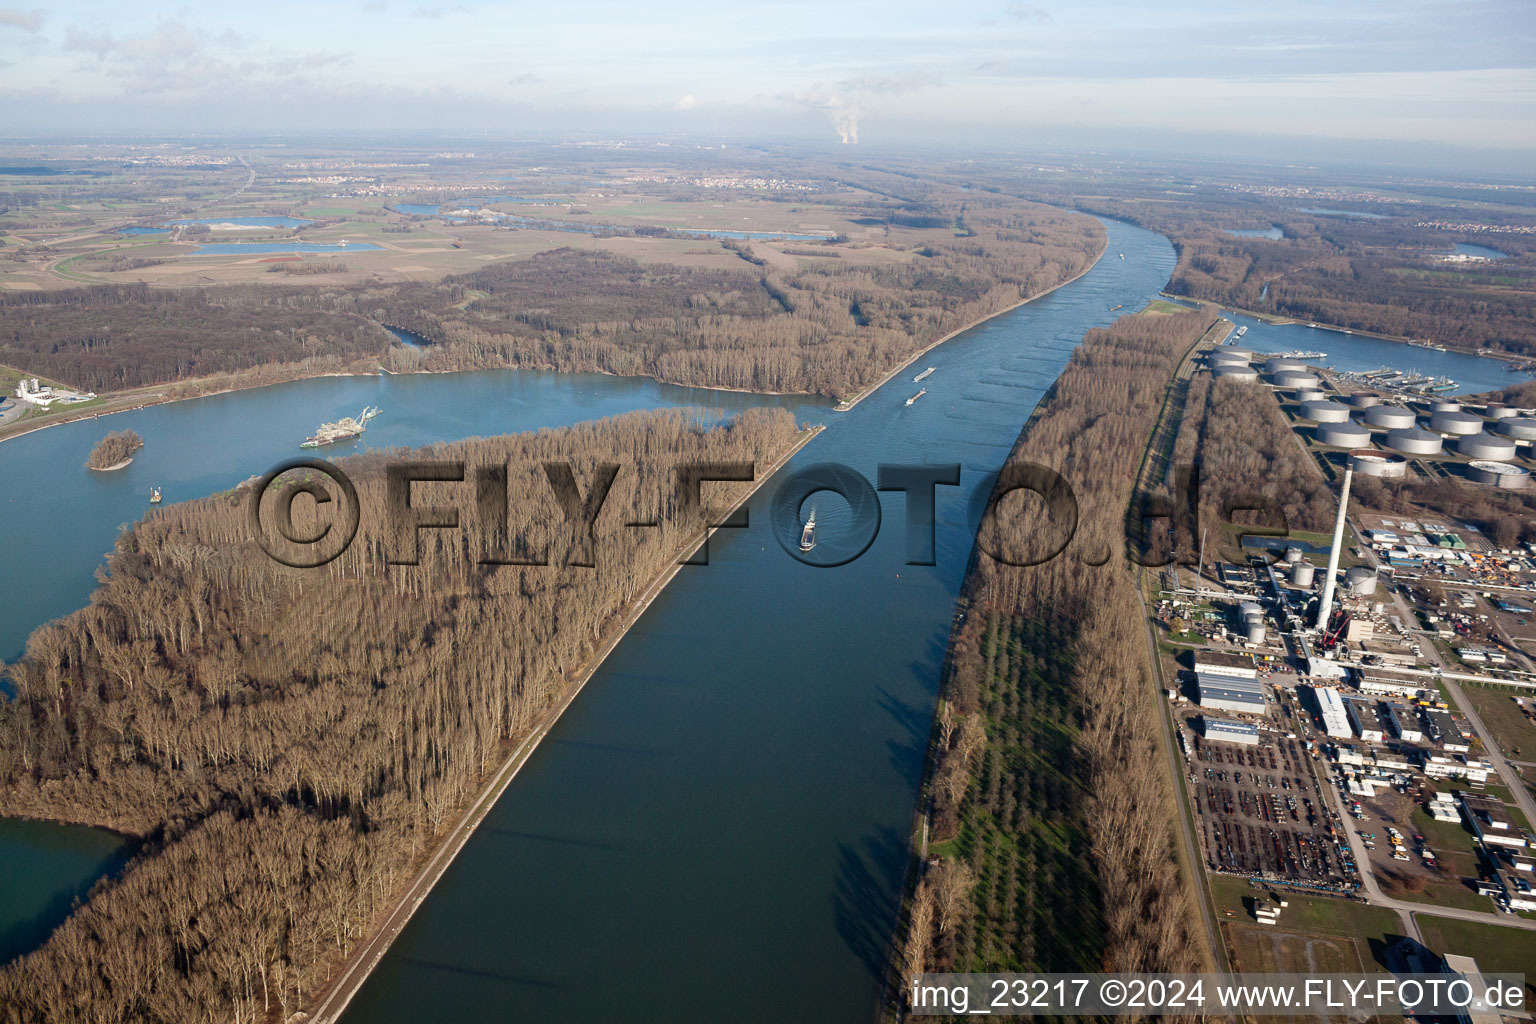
[1311,685,1354,738]
[1203,717,1260,745]
[1196,672,1267,715]
[1192,652,1259,679]
[1344,697,1384,742]
[1385,704,1423,742]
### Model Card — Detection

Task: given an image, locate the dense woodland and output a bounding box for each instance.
[1166,378,1337,560]
[898,310,1215,1012]
[0,191,1103,401]
[0,407,802,1023]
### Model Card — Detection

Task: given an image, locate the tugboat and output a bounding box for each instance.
[149,486,162,504]
[799,509,816,552]
[300,405,380,449]
[906,389,926,406]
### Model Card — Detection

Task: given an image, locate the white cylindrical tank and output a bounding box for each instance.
[1346,566,1378,595]
[1246,622,1267,644]
[1348,448,1407,478]
[1274,372,1321,390]
[1386,428,1443,455]
[1430,410,1484,435]
[1210,351,1249,366]
[1221,348,1254,360]
[1364,405,1416,429]
[1466,461,1531,489]
[1347,393,1381,408]
[1295,389,1325,403]
[1457,433,1517,461]
[1486,405,1518,420]
[1497,417,1536,441]
[1301,400,1352,423]
[1266,357,1308,374]
[1292,561,1316,587]
[1430,400,1462,414]
[1213,365,1259,381]
[1317,422,1371,447]
[1285,545,1304,564]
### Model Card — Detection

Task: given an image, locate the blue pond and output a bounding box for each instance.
[1228,226,1284,240]
[117,226,169,235]
[1450,243,1507,259]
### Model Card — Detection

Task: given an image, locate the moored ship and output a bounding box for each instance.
[301,405,380,449]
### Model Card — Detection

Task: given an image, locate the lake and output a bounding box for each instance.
[1451,243,1507,259]
[1229,226,1284,239]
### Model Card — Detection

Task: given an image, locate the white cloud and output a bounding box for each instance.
[673,93,698,110]
[0,7,44,32]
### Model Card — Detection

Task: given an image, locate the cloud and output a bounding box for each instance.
[0,7,43,31]
[62,16,348,97]
[673,93,699,110]
[362,0,386,10]
[411,4,466,17]
[508,72,540,85]
[1005,3,1051,23]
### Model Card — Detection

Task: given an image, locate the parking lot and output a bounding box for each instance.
[1185,723,1361,891]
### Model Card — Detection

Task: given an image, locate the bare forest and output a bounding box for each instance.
[0,406,802,1023]
[0,193,1103,403]
[897,310,1214,1012]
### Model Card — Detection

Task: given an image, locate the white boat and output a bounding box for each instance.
[906,389,926,406]
[913,366,935,382]
[799,509,816,552]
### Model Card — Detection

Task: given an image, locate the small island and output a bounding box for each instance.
[84,429,144,471]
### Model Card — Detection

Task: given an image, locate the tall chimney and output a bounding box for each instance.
[1315,465,1353,631]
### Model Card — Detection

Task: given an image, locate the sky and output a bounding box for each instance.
[1,0,1533,163]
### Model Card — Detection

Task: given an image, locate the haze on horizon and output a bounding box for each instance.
[1,0,1533,171]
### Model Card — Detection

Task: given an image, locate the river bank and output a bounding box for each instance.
[304,423,824,1024]
[834,241,1109,413]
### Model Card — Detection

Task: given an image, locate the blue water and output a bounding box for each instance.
[117,226,169,235]
[0,819,132,965]
[1229,226,1284,239]
[167,217,314,228]
[1298,208,1389,219]
[392,197,537,215]
[191,242,383,255]
[1451,243,1507,259]
[1217,309,1516,395]
[343,219,1178,1024]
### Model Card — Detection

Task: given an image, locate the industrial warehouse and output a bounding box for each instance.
[1152,339,1536,925]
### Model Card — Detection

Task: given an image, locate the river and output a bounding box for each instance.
[0,219,1175,1013]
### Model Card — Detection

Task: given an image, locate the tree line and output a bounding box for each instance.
[0,406,802,1024]
[896,309,1216,1015]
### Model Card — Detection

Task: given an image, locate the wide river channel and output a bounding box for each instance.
[0,219,1519,1019]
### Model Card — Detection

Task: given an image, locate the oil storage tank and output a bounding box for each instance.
[1346,566,1378,595]
[1497,417,1536,441]
[1292,561,1316,587]
[1486,405,1518,420]
[1429,409,1484,435]
[1296,389,1325,403]
[1316,422,1371,448]
[1301,400,1352,423]
[1213,364,1259,381]
[1456,433,1517,461]
[1364,405,1416,430]
[1466,462,1531,489]
[1347,393,1381,408]
[1348,448,1407,478]
[1385,428,1443,455]
[1266,357,1308,374]
[1274,372,1320,390]
[1430,400,1462,414]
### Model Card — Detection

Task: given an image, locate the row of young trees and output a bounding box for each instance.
[897,310,1217,1011]
[0,407,803,1023]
